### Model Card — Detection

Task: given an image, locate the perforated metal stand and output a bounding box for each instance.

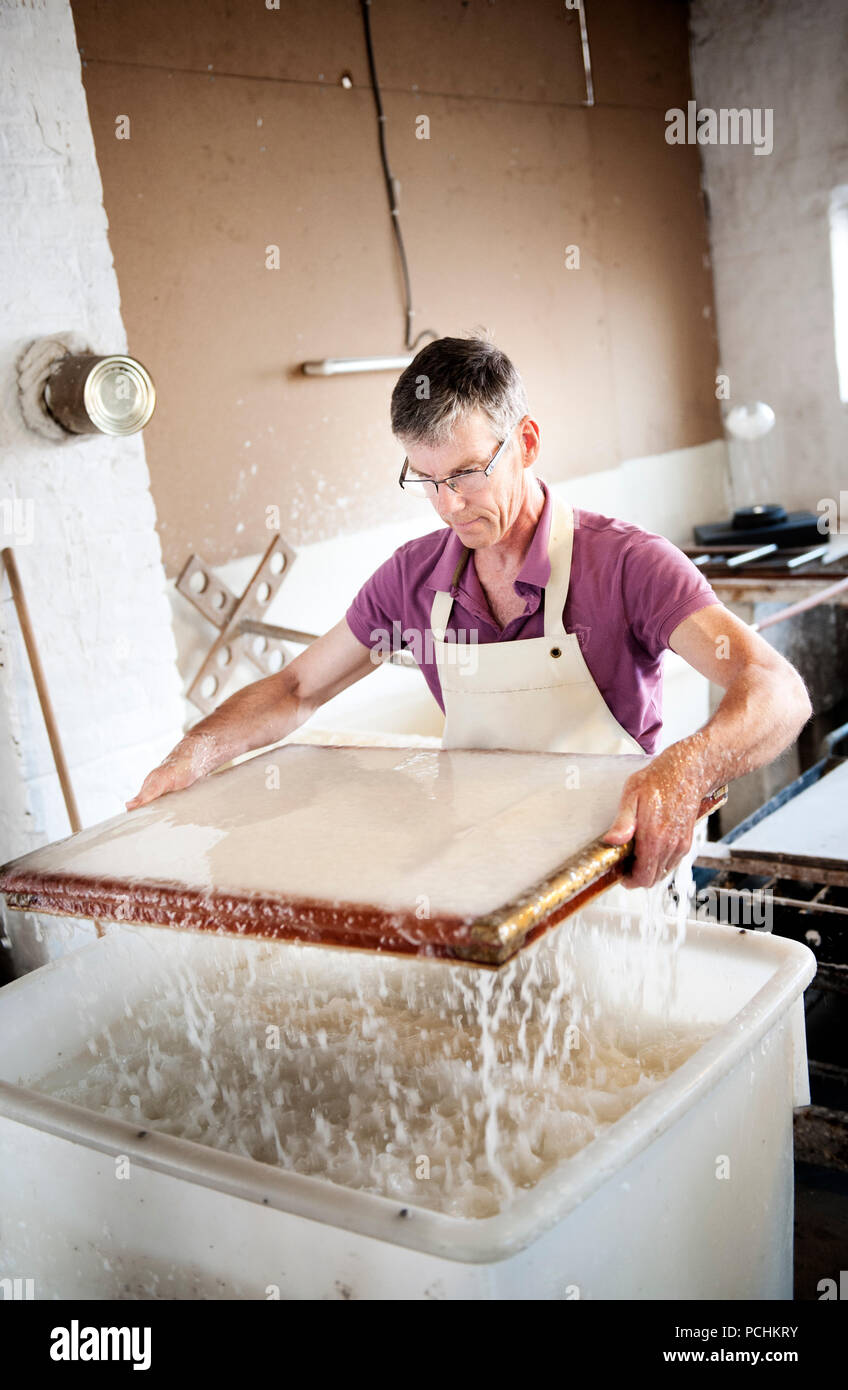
[176,533,310,715]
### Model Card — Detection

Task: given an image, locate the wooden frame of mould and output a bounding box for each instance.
[0,785,727,969]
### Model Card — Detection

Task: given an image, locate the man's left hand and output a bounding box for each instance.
[601,748,705,889]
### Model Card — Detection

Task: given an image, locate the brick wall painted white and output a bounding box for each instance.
[0,0,184,974]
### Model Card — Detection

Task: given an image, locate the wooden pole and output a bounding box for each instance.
[2,546,103,937]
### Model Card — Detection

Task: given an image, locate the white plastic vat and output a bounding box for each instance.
[0,908,815,1300]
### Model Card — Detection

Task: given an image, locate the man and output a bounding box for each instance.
[127,337,811,888]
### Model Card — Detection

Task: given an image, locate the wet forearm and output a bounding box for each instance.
[664,662,812,798]
[179,670,306,772]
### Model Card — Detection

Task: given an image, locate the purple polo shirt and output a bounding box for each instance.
[344,478,719,752]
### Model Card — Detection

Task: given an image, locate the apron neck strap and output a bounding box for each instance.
[430,547,471,638]
[543,494,574,637]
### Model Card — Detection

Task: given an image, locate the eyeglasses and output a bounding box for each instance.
[398,425,516,501]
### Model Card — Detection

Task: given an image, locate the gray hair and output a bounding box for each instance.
[390,335,529,447]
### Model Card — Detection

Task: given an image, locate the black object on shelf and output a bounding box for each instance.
[732,503,787,530]
[694,505,823,549]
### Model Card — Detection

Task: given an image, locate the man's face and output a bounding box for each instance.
[402,409,532,548]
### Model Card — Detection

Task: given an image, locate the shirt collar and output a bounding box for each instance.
[423,477,553,595]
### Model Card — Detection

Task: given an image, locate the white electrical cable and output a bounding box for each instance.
[578,0,595,108]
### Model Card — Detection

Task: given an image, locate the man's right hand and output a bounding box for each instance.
[123,618,378,813]
[125,732,221,811]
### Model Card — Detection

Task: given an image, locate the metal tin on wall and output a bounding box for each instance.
[44,354,156,436]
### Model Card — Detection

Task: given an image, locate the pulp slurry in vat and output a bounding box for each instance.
[30,893,716,1220]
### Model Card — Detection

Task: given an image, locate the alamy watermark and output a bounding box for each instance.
[50,1320,151,1370]
[0,1275,35,1299]
[369,621,479,674]
[694,888,772,930]
[0,497,35,545]
[665,102,773,157]
[817,493,848,534]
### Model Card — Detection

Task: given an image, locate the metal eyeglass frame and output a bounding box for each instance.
[398,423,517,497]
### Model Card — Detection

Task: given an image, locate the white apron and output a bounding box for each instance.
[429,493,645,756]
